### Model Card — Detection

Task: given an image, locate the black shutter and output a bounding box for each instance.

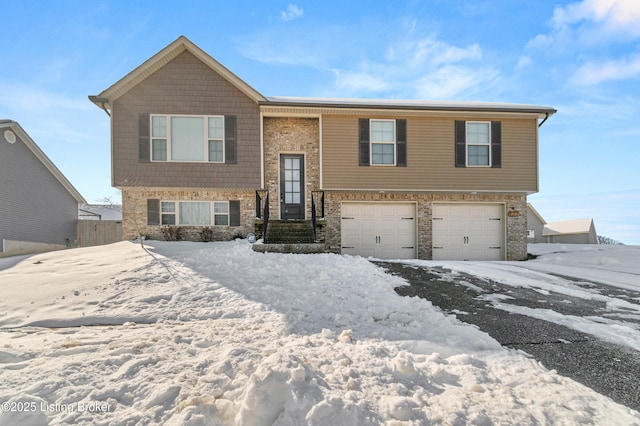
[147,199,160,225]
[396,119,407,167]
[229,200,241,226]
[491,121,502,168]
[225,115,237,164]
[139,113,150,163]
[358,118,370,166]
[455,120,466,168]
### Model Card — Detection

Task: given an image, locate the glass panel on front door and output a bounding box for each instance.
[280,154,305,219]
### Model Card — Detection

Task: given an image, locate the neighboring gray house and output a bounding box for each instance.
[526,203,547,243]
[527,203,598,244]
[0,120,86,256]
[543,218,598,244]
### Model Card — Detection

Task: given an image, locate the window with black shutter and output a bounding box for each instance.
[139,113,150,163]
[455,120,502,168]
[359,118,407,167]
[147,199,160,225]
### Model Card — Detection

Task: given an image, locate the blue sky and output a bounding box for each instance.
[1,0,639,244]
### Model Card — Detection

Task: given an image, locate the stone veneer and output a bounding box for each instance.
[121,187,256,241]
[322,191,528,261]
[263,117,320,220]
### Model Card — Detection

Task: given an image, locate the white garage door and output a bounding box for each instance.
[432,203,504,261]
[341,203,416,259]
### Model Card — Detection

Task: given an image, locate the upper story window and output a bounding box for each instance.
[455,120,501,169]
[370,120,396,165]
[151,115,225,163]
[358,118,406,167]
[466,122,491,167]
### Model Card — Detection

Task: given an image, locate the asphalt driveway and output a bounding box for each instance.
[376,261,640,412]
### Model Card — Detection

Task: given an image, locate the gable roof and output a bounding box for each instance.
[527,203,547,225]
[0,120,86,204]
[89,35,267,111]
[543,218,595,236]
[90,36,556,119]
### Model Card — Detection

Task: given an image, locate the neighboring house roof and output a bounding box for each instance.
[89,35,267,111]
[79,204,123,221]
[90,36,557,120]
[527,203,547,225]
[0,120,86,204]
[543,218,595,236]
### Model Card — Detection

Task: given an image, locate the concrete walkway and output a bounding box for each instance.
[376,261,640,412]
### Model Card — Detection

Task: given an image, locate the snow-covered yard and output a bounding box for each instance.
[0,241,638,425]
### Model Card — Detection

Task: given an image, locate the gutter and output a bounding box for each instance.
[261,98,558,120]
[89,96,111,117]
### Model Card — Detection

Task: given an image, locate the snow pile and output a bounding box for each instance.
[1,241,638,425]
[526,244,640,290]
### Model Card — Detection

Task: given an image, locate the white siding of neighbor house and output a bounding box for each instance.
[0,128,79,251]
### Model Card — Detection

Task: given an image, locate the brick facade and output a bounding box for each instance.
[263,117,320,219]
[121,187,255,241]
[257,116,530,260]
[322,191,528,261]
[98,38,542,260]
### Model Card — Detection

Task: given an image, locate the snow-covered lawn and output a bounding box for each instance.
[0,241,638,425]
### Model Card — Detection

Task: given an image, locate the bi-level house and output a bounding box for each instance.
[90,36,555,261]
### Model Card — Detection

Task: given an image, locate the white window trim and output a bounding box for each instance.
[370,119,396,166]
[150,114,225,163]
[160,201,230,226]
[466,121,492,168]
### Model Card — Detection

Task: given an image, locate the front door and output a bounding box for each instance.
[280,154,305,219]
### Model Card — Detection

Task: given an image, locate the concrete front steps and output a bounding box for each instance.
[265,220,315,244]
[252,219,329,254]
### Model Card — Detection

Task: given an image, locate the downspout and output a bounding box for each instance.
[538,112,549,128]
[89,96,111,117]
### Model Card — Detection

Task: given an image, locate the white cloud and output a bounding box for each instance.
[413,66,499,100]
[516,55,532,70]
[552,0,640,34]
[526,34,553,49]
[281,4,303,22]
[328,36,497,99]
[529,0,640,51]
[572,54,640,84]
[411,39,482,66]
[239,23,497,100]
[527,0,640,85]
[332,69,389,94]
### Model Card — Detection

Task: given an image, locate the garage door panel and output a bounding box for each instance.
[341,203,416,259]
[432,204,504,261]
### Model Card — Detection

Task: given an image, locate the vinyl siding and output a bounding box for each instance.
[0,130,78,249]
[321,115,538,192]
[111,50,261,189]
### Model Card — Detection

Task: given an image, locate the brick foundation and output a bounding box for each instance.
[322,191,528,261]
[121,187,256,241]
